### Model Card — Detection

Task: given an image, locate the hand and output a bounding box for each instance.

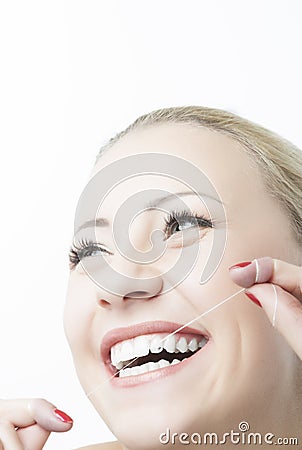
[229,256,302,359]
[0,398,73,449]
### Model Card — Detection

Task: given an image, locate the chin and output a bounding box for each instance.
[89,377,243,450]
[101,406,205,450]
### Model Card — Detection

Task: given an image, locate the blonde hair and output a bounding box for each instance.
[96,106,302,245]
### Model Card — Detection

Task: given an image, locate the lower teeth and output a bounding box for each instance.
[119,358,181,378]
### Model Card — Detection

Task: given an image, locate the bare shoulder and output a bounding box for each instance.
[74,441,122,450]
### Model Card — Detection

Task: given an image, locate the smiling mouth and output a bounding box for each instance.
[110,333,208,378]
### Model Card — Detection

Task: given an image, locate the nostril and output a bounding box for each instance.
[124,291,151,299]
[98,299,111,308]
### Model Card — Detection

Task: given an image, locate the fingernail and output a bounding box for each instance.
[229,261,252,270]
[53,409,73,424]
[245,291,262,308]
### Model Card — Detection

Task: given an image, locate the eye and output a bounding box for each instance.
[163,209,213,240]
[69,237,113,270]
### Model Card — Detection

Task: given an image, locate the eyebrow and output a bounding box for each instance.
[75,217,109,234]
[145,190,225,208]
[75,191,224,234]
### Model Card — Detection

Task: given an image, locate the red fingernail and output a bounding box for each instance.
[53,409,73,424]
[245,292,262,308]
[229,261,252,270]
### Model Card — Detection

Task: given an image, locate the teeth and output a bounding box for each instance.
[119,359,177,378]
[115,361,123,370]
[121,367,131,378]
[133,335,150,358]
[150,335,164,353]
[119,341,133,362]
[110,347,116,366]
[176,336,188,353]
[199,337,208,348]
[171,359,181,365]
[135,365,145,375]
[163,335,176,353]
[129,365,140,376]
[110,333,208,369]
[188,338,198,352]
[158,359,170,369]
[146,362,156,371]
[110,344,120,367]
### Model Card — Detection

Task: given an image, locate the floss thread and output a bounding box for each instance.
[254,258,260,283]
[271,284,278,327]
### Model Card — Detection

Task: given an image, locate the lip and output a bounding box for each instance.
[100,320,210,384]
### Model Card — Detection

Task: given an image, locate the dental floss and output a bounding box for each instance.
[272,284,278,327]
[156,287,246,344]
[254,258,260,283]
[86,287,246,398]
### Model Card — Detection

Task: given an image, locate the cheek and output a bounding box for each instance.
[226,201,296,263]
[63,276,96,359]
[176,247,236,318]
[178,255,291,372]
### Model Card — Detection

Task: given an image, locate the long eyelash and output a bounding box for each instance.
[163,209,213,235]
[68,237,110,270]
[69,237,88,270]
[69,247,79,269]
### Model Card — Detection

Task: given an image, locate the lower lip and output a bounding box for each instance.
[106,339,212,388]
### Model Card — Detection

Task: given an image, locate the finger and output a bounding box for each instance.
[29,399,73,432]
[0,420,23,450]
[245,283,302,359]
[229,257,302,300]
[17,423,50,450]
[0,398,73,432]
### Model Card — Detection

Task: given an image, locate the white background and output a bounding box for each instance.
[0,1,301,449]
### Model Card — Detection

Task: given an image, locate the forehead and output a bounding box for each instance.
[91,124,264,207]
[94,123,249,172]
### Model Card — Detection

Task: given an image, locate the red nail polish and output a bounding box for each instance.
[53,409,73,424]
[229,261,252,270]
[245,292,262,308]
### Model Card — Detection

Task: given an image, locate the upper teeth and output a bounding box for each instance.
[110,333,207,369]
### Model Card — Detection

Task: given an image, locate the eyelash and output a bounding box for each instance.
[68,237,112,270]
[68,210,213,270]
[164,209,213,238]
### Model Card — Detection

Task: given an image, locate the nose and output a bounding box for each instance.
[94,253,164,309]
[91,208,166,308]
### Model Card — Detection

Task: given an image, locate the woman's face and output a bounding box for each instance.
[64,124,300,449]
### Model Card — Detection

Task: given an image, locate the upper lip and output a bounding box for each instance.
[100,320,209,365]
